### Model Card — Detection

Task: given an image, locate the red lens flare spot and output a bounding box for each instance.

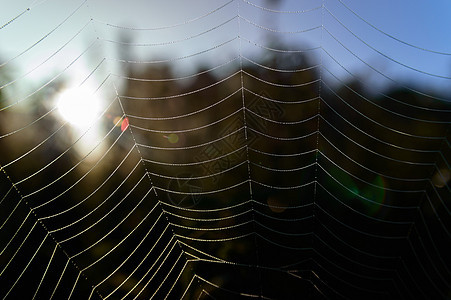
[121,117,129,132]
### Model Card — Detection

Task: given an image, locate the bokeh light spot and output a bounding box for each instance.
[113,116,122,126]
[432,169,450,188]
[361,176,387,215]
[164,133,179,144]
[121,117,129,132]
[267,196,286,213]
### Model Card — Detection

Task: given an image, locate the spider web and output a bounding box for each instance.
[0,0,450,299]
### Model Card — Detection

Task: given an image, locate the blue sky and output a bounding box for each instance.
[1,0,450,95]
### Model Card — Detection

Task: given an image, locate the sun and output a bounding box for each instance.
[57,87,101,128]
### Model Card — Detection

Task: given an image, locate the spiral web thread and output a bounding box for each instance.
[0,0,450,299]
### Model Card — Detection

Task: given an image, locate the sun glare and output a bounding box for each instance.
[57,87,101,128]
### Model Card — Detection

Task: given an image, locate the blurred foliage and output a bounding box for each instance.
[0,39,450,298]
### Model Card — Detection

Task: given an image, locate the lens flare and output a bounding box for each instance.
[266,196,286,213]
[327,167,387,215]
[432,169,450,188]
[361,175,387,215]
[121,117,129,132]
[329,167,359,200]
[164,133,179,144]
[113,116,122,126]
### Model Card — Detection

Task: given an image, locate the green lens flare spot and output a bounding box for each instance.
[164,133,179,144]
